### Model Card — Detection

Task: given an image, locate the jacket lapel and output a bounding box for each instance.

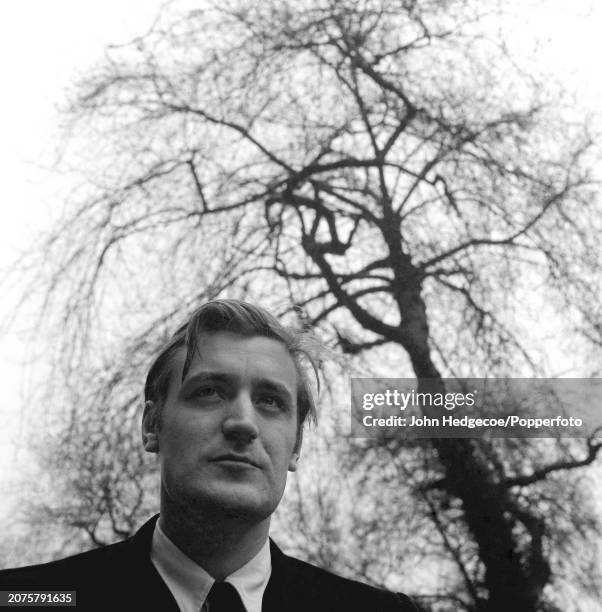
[120,514,180,611]
[262,540,292,612]
[263,540,323,612]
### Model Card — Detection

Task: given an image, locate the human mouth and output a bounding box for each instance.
[211,454,259,468]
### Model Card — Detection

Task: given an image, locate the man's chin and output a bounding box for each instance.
[180,485,275,521]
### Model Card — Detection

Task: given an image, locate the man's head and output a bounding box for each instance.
[141,299,318,520]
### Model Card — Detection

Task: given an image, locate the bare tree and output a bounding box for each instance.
[12,1,602,610]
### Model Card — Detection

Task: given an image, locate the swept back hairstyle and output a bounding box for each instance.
[144,299,319,437]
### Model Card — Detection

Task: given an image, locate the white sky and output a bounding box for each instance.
[0,0,165,508]
[0,1,601,520]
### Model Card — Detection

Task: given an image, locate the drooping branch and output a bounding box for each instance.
[505,434,602,488]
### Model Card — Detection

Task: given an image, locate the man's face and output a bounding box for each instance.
[143,331,300,521]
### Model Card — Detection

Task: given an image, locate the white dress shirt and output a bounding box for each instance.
[150,520,271,612]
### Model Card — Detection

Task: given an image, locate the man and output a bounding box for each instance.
[1,299,417,611]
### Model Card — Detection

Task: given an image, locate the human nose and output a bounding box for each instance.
[222,391,259,443]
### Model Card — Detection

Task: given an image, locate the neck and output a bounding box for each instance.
[159,493,270,580]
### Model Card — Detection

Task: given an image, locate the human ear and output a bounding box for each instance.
[289,429,302,472]
[288,452,299,472]
[142,400,160,453]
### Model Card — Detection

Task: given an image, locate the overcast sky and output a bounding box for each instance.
[0,0,165,511]
[0,0,601,516]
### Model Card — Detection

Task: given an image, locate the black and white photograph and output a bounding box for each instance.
[0,1,601,610]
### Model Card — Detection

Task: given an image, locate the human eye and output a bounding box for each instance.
[191,385,223,402]
[256,393,286,412]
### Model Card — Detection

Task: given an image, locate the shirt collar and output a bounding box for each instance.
[226,538,271,612]
[150,520,271,612]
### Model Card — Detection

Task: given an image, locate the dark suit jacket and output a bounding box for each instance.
[0,515,417,611]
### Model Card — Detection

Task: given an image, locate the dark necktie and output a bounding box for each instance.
[206,581,246,612]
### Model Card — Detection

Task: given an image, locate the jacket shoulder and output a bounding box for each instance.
[0,517,177,612]
[272,547,417,611]
[0,539,131,588]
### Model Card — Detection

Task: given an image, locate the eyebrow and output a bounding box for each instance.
[255,380,295,404]
[181,371,295,404]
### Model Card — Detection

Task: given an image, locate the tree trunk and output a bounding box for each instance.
[395,272,549,611]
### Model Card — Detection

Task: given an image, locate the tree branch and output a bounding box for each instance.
[505,434,602,488]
